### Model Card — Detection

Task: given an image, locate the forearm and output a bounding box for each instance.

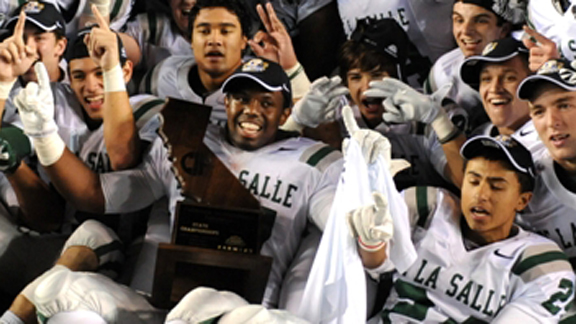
[45,149,105,214]
[7,162,64,232]
[103,90,141,170]
[359,242,388,269]
[441,133,467,188]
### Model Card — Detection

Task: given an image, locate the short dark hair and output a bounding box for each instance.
[454,0,509,27]
[338,40,400,85]
[463,147,534,193]
[188,0,251,39]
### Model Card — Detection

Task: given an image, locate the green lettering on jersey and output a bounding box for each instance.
[413,259,428,284]
[238,170,248,186]
[271,180,283,204]
[424,266,441,289]
[482,289,495,316]
[556,228,573,249]
[260,175,272,199]
[283,184,298,208]
[248,173,260,195]
[381,279,434,323]
[470,284,484,311]
[456,280,474,305]
[446,273,463,297]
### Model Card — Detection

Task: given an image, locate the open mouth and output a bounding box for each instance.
[238,121,262,137]
[550,133,569,146]
[462,39,481,46]
[206,51,224,59]
[362,97,384,113]
[488,98,510,107]
[85,95,104,109]
[470,206,490,219]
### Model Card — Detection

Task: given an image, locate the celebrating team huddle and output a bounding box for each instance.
[0,0,575,323]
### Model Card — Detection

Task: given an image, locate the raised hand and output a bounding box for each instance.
[83,5,119,72]
[248,3,298,70]
[522,26,560,72]
[342,105,410,175]
[292,76,349,127]
[14,62,57,138]
[0,11,38,83]
[347,192,394,251]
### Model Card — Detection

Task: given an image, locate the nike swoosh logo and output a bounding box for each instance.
[494,249,514,259]
[519,130,534,136]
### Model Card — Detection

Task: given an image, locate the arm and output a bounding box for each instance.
[118,32,142,68]
[85,6,141,170]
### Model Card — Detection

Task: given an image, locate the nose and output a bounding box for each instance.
[207,31,223,46]
[474,180,490,202]
[488,77,503,93]
[545,108,563,129]
[242,98,260,115]
[461,20,475,36]
[360,75,371,92]
[85,74,101,93]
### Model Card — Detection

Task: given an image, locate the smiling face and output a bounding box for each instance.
[21,24,66,83]
[530,84,576,171]
[461,157,531,243]
[170,0,197,34]
[69,58,131,120]
[346,67,390,128]
[191,7,246,81]
[225,84,290,151]
[452,2,509,58]
[479,56,531,135]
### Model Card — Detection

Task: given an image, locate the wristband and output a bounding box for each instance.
[0,79,16,100]
[33,132,65,166]
[431,110,457,143]
[285,63,311,100]
[358,236,386,252]
[103,64,126,93]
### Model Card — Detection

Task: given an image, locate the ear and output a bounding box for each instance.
[279,106,292,125]
[515,191,532,213]
[499,22,512,39]
[241,35,248,51]
[121,60,134,84]
[55,37,67,58]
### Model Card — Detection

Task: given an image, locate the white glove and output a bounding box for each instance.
[289,75,349,129]
[347,192,394,251]
[342,105,410,175]
[14,62,64,166]
[364,78,459,143]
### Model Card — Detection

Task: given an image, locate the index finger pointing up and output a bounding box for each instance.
[13,10,26,41]
[91,4,110,31]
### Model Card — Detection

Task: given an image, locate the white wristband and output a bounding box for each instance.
[0,79,16,100]
[285,63,311,100]
[103,64,126,93]
[32,132,66,166]
[431,110,457,143]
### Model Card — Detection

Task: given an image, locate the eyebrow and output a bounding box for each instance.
[70,67,102,75]
[195,22,238,29]
[466,171,509,184]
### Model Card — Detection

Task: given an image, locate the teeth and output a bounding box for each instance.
[551,134,568,141]
[463,39,480,45]
[490,98,508,105]
[472,207,489,215]
[240,122,261,131]
[86,95,103,102]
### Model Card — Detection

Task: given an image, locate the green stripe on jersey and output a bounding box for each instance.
[143,66,155,94]
[110,0,122,20]
[18,0,25,6]
[306,146,334,167]
[442,317,488,324]
[134,99,165,122]
[381,279,434,322]
[513,251,569,277]
[147,11,158,45]
[416,186,429,227]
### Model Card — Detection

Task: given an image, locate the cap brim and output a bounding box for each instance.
[5,15,60,32]
[461,135,532,176]
[222,73,283,94]
[461,52,521,89]
[517,74,576,100]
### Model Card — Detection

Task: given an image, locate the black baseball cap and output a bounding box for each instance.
[65,26,128,65]
[460,37,529,90]
[517,58,576,100]
[222,58,292,108]
[459,0,526,25]
[350,17,408,80]
[461,135,535,178]
[5,0,65,34]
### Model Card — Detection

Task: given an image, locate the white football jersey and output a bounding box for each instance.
[101,125,343,308]
[472,120,546,157]
[380,186,575,323]
[527,0,576,61]
[122,12,192,71]
[139,56,228,127]
[338,0,455,87]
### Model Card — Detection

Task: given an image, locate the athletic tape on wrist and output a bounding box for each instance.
[33,132,66,166]
[103,64,126,93]
[431,111,457,144]
[0,79,16,100]
[279,115,304,133]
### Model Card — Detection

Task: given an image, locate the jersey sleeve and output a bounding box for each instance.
[129,94,166,143]
[501,242,576,322]
[401,186,460,233]
[101,137,170,214]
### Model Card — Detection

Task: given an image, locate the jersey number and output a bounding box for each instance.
[542,278,574,315]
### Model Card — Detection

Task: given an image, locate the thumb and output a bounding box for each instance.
[342,105,359,135]
[431,82,452,103]
[248,40,265,57]
[372,192,388,211]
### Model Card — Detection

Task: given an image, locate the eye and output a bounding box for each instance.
[558,103,572,110]
[504,74,518,82]
[261,100,272,108]
[452,16,463,24]
[72,74,84,81]
[480,75,491,83]
[530,108,544,117]
[348,74,361,82]
[476,17,490,24]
